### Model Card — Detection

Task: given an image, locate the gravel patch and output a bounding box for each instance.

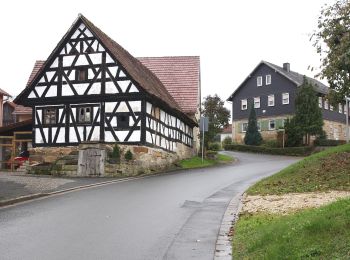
[242,191,350,215]
[0,173,74,194]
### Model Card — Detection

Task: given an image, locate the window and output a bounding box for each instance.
[266,75,271,85]
[257,121,261,131]
[241,99,247,110]
[268,94,275,106]
[339,103,343,114]
[330,104,334,111]
[242,122,248,132]
[282,93,289,105]
[117,114,129,128]
[78,107,92,123]
[254,97,260,108]
[318,97,323,108]
[43,108,56,125]
[257,76,262,87]
[324,99,329,109]
[76,68,88,81]
[269,119,275,130]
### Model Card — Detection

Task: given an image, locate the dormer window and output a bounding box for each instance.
[76,68,88,81]
[266,75,271,85]
[257,76,263,87]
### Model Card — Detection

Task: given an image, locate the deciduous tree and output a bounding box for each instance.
[312,0,350,102]
[202,94,230,148]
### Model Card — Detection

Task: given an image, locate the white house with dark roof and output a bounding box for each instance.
[227,61,349,143]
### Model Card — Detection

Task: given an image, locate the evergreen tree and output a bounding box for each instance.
[244,104,262,145]
[294,77,324,145]
[284,117,303,147]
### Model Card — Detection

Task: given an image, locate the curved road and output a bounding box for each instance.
[0,152,299,260]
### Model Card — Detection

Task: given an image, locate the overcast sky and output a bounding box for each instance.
[2,0,331,107]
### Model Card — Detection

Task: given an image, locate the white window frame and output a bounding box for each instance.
[257,76,263,87]
[254,97,260,108]
[318,97,323,108]
[242,122,248,133]
[269,119,276,130]
[241,99,248,110]
[330,104,334,111]
[324,99,329,110]
[268,94,275,106]
[257,121,261,132]
[282,93,289,105]
[266,75,271,85]
[339,103,343,114]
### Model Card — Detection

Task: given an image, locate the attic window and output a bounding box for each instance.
[76,68,88,81]
[257,76,263,87]
[117,114,129,128]
[266,75,271,85]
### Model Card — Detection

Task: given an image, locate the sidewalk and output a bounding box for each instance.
[0,172,123,207]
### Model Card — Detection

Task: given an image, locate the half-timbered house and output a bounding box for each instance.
[14,14,199,165]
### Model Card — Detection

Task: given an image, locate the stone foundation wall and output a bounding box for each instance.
[232,116,347,143]
[28,143,195,177]
[232,115,291,144]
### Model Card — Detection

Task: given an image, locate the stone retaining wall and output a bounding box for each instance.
[28,143,194,177]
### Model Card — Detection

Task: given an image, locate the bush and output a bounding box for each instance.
[206,150,218,160]
[124,150,133,161]
[110,144,121,160]
[209,142,221,151]
[262,140,279,148]
[313,139,346,146]
[224,144,313,156]
[222,136,233,146]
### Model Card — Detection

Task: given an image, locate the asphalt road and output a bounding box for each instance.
[0,152,299,260]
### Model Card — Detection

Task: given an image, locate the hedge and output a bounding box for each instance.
[224,144,313,156]
[313,139,346,146]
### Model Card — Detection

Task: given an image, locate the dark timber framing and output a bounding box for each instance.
[15,15,197,153]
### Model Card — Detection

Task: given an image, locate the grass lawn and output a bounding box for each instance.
[179,153,233,169]
[247,143,350,195]
[233,198,350,259]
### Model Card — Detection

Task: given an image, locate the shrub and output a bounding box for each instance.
[111,144,121,160]
[222,136,233,146]
[224,144,313,156]
[262,139,279,148]
[209,142,221,151]
[244,104,263,145]
[206,150,218,160]
[124,150,133,161]
[313,139,346,146]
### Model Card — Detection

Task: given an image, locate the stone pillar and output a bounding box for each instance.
[78,143,105,177]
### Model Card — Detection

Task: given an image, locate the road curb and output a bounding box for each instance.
[0,177,140,208]
[214,192,244,260]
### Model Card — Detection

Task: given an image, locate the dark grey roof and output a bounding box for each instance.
[227,60,329,101]
[264,61,329,95]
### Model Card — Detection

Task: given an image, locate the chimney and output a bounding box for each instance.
[283,63,290,72]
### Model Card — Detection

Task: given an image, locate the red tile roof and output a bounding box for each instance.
[27,56,201,115]
[221,124,232,134]
[138,56,200,114]
[26,60,45,87]
[13,104,32,115]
